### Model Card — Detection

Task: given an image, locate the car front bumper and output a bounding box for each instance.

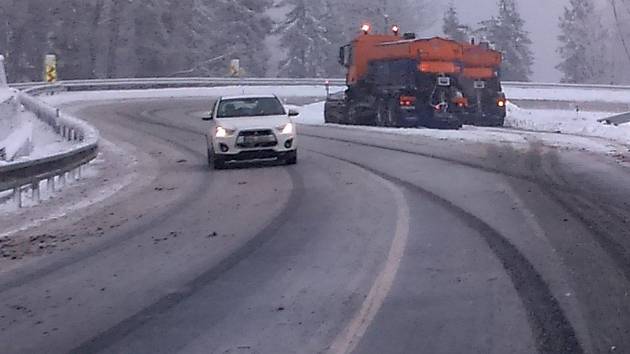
[210,132,297,161]
[219,149,296,162]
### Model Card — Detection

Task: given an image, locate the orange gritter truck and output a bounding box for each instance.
[325,25,507,129]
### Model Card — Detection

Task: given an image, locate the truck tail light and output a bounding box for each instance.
[399,96,416,107]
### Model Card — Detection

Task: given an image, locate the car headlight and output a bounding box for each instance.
[277,123,294,134]
[215,126,235,138]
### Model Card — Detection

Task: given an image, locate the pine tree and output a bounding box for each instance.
[479,0,534,81]
[557,0,608,83]
[276,0,334,77]
[335,0,427,40]
[7,0,51,81]
[49,1,96,79]
[162,0,195,76]
[130,0,169,77]
[442,4,468,42]
[191,0,273,77]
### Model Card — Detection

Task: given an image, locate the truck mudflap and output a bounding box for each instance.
[458,112,505,127]
[324,93,347,124]
[425,112,463,129]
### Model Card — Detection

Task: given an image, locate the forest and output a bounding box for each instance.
[1,0,630,84]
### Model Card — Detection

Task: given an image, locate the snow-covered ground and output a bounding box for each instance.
[1,86,82,164]
[0,138,138,236]
[39,85,630,157]
[504,85,630,104]
[291,100,630,157]
[0,109,76,166]
[0,88,30,162]
[505,103,630,143]
[23,111,76,160]
[0,88,19,140]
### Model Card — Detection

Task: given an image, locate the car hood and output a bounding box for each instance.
[215,115,291,131]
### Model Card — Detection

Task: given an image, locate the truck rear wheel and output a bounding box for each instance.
[376,99,388,127]
[324,105,338,124]
[375,98,408,127]
[386,99,401,127]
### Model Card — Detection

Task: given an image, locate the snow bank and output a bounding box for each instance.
[0,88,19,135]
[291,101,326,125]
[0,87,25,161]
[505,103,630,144]
[36,84,630,152]
[0,88,15,104]
[293,100,629,154]
[0,120,32,163]
[504,86,630,104]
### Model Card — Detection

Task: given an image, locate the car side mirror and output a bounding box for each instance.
[201,113,213,121]
[288,109,300,117]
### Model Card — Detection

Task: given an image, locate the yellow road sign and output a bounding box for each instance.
[44,54,57,83]
[229,59,240,77]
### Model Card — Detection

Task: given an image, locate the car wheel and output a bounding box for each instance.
[208,147,227,170]
[207,148,213,167]
[213,155,227,170]
[285,150,297,165]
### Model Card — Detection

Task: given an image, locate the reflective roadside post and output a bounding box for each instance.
[575,104,580,120]
[44,54,57,83]
[0,55,7,87]
[0,55,6,161]
[325,80,330,96]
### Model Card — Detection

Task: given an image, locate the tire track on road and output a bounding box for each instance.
[300,130,577,196]
[0,108,210,293]
[70,168,304,353]
[307,148,583,354]
[321,155,411,354]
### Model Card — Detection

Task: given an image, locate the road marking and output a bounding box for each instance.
[328,174,410,354]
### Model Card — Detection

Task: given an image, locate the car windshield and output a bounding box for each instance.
[217,97,286,118]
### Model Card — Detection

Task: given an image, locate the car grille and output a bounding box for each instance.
[236,130,278,148]
[227,150,278,161]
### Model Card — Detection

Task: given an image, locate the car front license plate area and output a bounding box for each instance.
[236,130,278,148]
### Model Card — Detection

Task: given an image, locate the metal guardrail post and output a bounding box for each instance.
[32,182,40,204]
[13,187,21,208]
[48,176,55,194]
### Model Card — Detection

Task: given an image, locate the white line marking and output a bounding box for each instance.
[328,174,410,354]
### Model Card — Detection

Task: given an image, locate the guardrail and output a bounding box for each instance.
[9,78,346,92]
[10,77,630,92]
[0,84,99,208]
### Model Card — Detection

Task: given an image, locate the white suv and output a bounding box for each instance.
[204,95,299,169]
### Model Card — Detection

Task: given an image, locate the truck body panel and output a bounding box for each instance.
[327,28,507,129]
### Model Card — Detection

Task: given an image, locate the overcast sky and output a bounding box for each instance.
[419,0,569,82]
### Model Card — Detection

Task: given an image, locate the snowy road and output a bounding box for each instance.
[1,98,630,353]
